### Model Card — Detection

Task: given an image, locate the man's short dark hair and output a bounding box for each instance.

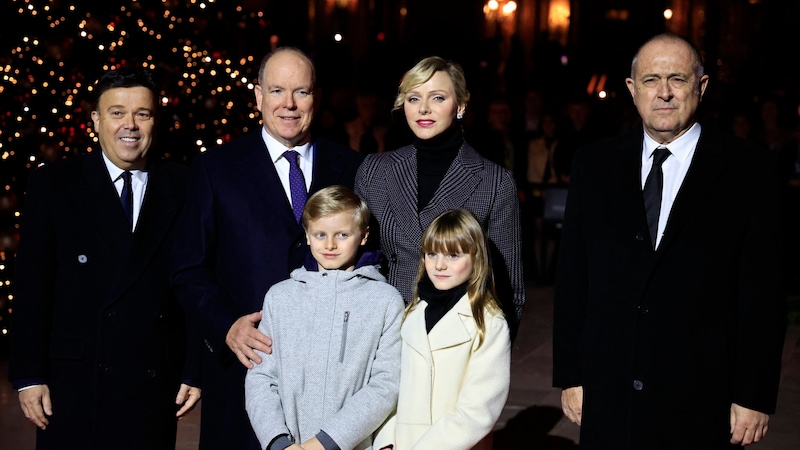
[94,68,158,106]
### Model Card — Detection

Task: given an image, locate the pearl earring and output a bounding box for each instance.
[456,113,464,120]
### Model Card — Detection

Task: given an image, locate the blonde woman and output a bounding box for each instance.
[354,56,525,337]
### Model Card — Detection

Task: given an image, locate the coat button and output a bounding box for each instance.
[294,242,302,248]
[635,232,645,241]
[78,254,88,263]
[633,379,644,390]
[637,305,649,314]
[146,369,157,378]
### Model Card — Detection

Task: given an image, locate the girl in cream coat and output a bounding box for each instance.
[376,209,511,450]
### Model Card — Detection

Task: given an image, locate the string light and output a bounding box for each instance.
[0,0,275,340]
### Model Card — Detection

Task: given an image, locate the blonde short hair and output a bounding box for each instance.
[393,56,470,111]
[301,185,370,232]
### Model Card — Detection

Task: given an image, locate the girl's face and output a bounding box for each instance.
[403,71,466,140]
[424,249,472,291]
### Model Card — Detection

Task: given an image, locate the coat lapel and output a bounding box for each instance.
[309,139,346,194]
[613,134,651,246]
[402,303,433,365]
[104,162,181,305]
[608,133,660,302]
[419,144,483,226]
[241,133,302,236]
[75,152,131,260]
[427,294,473,351]
[385,144,486,246]
[402,296,474,355]
[657,127,726,254]
[387,149,425,244]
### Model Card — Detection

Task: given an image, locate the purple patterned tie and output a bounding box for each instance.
[283,150,306,223]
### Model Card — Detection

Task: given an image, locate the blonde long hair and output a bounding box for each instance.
[408,208,503,347]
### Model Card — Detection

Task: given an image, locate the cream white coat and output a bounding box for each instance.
[376,294,511,450]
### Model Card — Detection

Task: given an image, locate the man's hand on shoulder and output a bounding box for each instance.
[225,310,272,369]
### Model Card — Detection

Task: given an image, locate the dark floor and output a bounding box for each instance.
[1,284,798,449]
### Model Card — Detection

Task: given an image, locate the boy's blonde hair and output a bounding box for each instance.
[409,208,502,347]
[301,185,370,232]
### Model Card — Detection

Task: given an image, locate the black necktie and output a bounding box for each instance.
[120,171,133,230]
[643,147,671,248]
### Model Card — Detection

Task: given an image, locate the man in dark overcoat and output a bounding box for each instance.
[9,68,200,450]
[553,33,786,449]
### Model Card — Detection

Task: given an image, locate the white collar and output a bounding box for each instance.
[101,152,146,181]
[643,122,701,164]
[262,128,312,163]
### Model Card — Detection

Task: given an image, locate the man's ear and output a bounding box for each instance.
[253,84,263,112]
[698,74,710,100]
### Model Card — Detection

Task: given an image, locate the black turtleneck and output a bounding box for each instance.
[415,126,464,211]
[417,274,469,333]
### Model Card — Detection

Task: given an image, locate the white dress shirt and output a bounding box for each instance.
[640,122,701,248]
[262,128,313,209]
[103,152,148,231]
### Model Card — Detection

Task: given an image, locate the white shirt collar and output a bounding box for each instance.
[101,152,146,182]
[261,128,312,163]
[643,122,702,164]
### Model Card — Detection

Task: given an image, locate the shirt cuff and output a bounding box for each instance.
[181,378,200,388]
[268,434,294,450]
[316,430,339,450]
[12,378,46,391]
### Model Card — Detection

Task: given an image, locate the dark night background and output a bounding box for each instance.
[1,0,799,351]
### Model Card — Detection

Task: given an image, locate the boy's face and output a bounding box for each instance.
[305,211,368,271]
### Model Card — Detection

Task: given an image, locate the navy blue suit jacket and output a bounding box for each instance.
[170,130,363,449]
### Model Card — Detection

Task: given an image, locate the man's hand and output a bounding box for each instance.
[175,383,202,419]
[225,311,272,369]
[730,403,769,446]
[561,386,583,426]
[19,385,52,430]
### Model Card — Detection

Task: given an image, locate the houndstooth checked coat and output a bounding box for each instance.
[355,141,525,333]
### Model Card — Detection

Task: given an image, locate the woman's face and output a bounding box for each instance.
[403,71,465,140]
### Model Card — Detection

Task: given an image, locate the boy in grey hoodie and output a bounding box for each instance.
[245,185,403,450]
